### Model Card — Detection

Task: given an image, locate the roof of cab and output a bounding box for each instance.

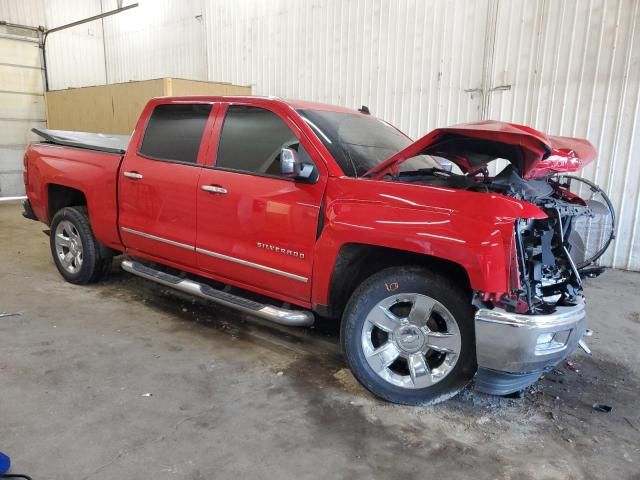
[151,95,360,114]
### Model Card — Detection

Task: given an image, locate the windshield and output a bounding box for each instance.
[298,109,440,176]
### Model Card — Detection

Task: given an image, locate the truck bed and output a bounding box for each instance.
[32,128,130,155]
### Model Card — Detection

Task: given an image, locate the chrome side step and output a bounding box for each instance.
[121,259,315,327]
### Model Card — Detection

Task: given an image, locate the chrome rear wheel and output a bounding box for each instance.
[49,206,112,284]
[54,219,84,274]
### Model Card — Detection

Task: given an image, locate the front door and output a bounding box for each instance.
[196,104,326,303]
[118,102,214,268]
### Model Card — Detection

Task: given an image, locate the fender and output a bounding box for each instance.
[311,177,546,307]
[27,143,124,251]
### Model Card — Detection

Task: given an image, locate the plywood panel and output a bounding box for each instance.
[46,78,252,134]
[168,78,251,96]
[45,79,165,134]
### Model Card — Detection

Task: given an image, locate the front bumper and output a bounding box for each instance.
[474,300,586,395]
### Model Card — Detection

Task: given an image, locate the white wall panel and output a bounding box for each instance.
[0,0,47,27]
[2,0,639,270]
[486,0,640,270]
[0,36,44,196]
[44,0,107,89]
[204,0,489,138]
[204,0,640,271]
[100,0,206,84]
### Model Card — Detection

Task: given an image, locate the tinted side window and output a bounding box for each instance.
[216,105,304,176]
[140,104,212,164]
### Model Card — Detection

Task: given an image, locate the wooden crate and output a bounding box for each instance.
[44,78,252,134]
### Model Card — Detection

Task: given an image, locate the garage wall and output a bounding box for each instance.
[203,0,640,271]
[1,0,638,270]
[100,0,207,84]
[487,0,640,270]
[0,30,45,197]
[44,0,108,90]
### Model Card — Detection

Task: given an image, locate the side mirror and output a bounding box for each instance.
[281,147,316,181]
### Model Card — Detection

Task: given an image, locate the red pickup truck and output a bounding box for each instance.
[22,96,615,405]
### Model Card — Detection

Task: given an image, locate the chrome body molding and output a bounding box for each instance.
[474,299,587,374]
[196,247,308,283]
[120,227,307,283]
[121,259,314,327]
[120,226,194,251]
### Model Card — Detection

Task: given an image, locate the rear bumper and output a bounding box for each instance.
[22,199,37,221]
[474,300,586,394]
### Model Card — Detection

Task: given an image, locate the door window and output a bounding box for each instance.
[139,103,212,164]
[216,105,312,176]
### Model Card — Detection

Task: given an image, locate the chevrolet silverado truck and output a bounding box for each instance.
[22,96,615,405]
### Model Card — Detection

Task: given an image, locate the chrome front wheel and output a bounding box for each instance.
[361,293,461,389]
[341,267,475,405]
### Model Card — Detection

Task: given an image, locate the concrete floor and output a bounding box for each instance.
[1,200,639,480]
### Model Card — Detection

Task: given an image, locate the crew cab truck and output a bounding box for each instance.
[22,96,614,405]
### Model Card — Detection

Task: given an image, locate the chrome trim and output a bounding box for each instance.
[475,300,586,328]
[120,227,194,251]
[474,299,587,373]
[196,247,308,283]
[123,171,144,179]
[121,259,314,327]
[201,185,227,194]
[120,226,307,283]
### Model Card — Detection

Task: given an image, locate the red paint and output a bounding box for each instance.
[25,97,594,312]
[365,119,596,179]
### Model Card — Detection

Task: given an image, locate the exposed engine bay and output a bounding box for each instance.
[392,164,615,314]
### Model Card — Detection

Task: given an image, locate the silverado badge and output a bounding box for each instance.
[256,242,305,259]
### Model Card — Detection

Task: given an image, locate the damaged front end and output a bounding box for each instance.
[494,171,615,315]
[473,171,614,395]
[369,120,616,395]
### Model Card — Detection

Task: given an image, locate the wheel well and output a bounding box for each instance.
[324,243,472,320]
[48,184,87,223]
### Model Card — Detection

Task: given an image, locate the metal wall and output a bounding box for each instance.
[100,0,207,85]
[0,0,47,27]
[1,0,638,270]
[204,0,640,270]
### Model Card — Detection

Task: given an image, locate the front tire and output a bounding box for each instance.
[341,266,476,405]
[50,206,112,285]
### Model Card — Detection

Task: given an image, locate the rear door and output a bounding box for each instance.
[118,102,215,268]
[195,103,327,303]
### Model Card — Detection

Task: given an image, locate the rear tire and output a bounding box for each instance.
[341,266,476,405]
[50,206,112,285]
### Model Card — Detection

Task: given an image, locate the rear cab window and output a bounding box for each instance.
[139,103,212,164]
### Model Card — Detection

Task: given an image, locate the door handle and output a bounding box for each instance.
[123,171,144,179]
[201,185,227,194]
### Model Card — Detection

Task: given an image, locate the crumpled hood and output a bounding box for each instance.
[365,120,596,179]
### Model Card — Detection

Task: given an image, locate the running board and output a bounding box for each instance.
[121,259,315,327]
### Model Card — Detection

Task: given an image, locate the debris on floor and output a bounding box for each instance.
[565,361,580,373]
[592,403,613,413]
